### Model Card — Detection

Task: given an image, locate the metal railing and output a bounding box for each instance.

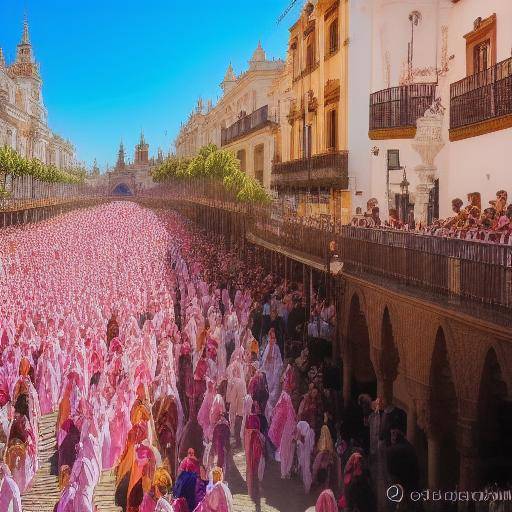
[137,188,512,310]
[250,217,511,309]
[450,56,512,129]
[271,150,349,188]
[272,150,348,174]
[369,83,437,130]
[221,105,270,146]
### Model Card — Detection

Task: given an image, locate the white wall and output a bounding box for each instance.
[363,0,512,220]
[348,0,373,212]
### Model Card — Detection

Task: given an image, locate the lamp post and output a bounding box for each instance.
[399,167,410,225]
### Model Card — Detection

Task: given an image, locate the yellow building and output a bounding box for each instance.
[271,0,350,223]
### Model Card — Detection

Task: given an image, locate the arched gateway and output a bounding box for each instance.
[111,183,133,196]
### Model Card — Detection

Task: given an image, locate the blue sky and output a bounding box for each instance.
[0,0,301,170]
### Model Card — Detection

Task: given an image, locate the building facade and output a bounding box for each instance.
[175,44,284,189]
[362,0,512,224]
[0,19,75,170]
[89,133,162,195]
[270,0,351,222]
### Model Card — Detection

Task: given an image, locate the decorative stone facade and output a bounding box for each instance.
[0,19,75,169]
[362,0,512,221]
[340,274,512,495]
[88,133,162,195]
[174,43,284,189]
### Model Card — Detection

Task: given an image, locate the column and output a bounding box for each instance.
[457,418,480,492]
[343,359,352,405]
[406,403,417,448]
[427,436,441,489]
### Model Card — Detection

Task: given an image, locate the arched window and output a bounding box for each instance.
[326,109,337,150]
[236,149,246,172]
[253,144,264,185]
[328,19,339,55]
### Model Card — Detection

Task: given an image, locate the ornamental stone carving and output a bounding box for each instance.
[412,99,445,225]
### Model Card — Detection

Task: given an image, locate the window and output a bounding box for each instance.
[290,123,295,160]
[303,125,312,158]
[464,14,496,76]
[236,149,246,172]
[387,149,401,170]
[473,40,490,73]
[306,40,315,70]
[326,109,337,150]
[254,144,264,185]
[328,19,338,54]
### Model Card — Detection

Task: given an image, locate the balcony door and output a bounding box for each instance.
[236,149,246,172]
[303,124,312,158]
[326,109,337,150]
[473,40,490,74]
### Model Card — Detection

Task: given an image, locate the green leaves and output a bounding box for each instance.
[0,145,85,185]
[152,145,271,204]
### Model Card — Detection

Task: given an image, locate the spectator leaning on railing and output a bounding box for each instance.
[350,190,512,245]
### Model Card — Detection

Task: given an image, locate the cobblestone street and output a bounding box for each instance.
[228,443,318,512]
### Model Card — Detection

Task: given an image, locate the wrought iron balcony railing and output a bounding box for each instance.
[249,214,512,310]
[450,56,512,130]
[271,150,348,188]
[221,105,271,146]
[369,83,437,131]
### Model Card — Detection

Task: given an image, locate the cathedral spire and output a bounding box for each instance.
[116,141,126,170]
[221,63,236,94]
[15,15,34,65]
[21,15,30,45]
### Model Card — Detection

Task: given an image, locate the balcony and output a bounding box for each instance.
[271,150,348,189]
[449,56,512,141]
[248,217,512,311]
[221,105,271,146]
[369,83,437,139]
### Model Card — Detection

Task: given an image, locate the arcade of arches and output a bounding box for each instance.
[339,275,512,494]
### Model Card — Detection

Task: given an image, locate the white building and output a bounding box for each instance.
[0,19,75,169]
[175,43,284,189]
[356,0,512,224]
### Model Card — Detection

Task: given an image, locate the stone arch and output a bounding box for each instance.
[111,183,133,196]
[427,326,460,489]
[341,284,368,341]
[346,292,377,400]
[476,347,511,487]
[379,306,401,406]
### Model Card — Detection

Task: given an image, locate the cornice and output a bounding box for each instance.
[343,272,512,341]
[449,113,512,141]
[368,126,416,140]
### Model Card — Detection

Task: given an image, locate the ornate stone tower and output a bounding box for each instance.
[134,131,149,165]
[91,158,100,178]
[9,17,40,80]
[116,141,126,170]
[220,64,236,94]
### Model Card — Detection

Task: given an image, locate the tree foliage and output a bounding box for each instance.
[152,145,271,204]
[0,145,85,186]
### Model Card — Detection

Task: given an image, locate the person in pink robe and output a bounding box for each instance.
[244,404,265,501]
[268,391,296,478]
[0,462,22,512]
[197,379,216,440]
[194,481,233,512]
[315,489,338,512]
[178,448,200,476]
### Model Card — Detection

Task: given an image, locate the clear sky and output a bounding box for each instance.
[0,0,303,171]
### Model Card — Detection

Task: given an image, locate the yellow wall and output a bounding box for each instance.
[286,0,349,161]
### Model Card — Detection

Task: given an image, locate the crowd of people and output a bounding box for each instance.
[0,201,399,512]
[351,190,512,244]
